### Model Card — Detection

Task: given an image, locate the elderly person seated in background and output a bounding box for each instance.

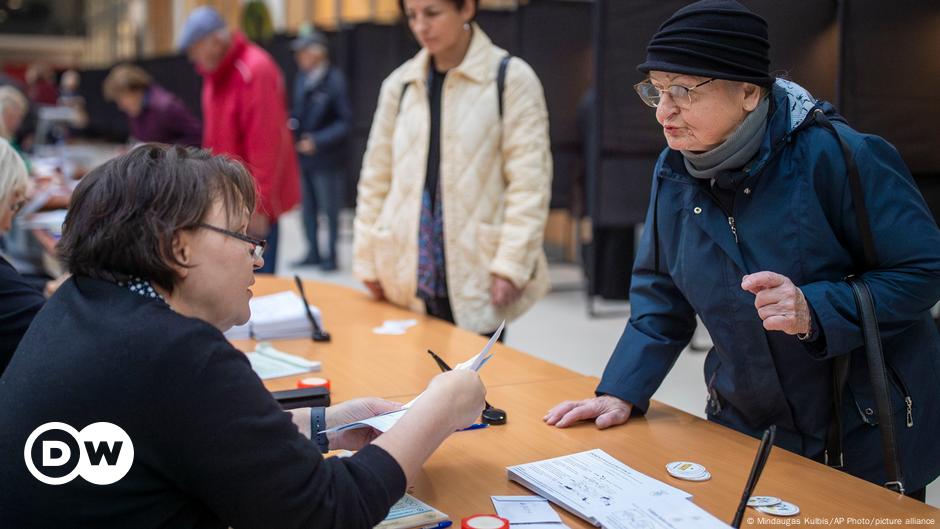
[545,0,940,501]
[0,144,486,529]
[103,64,202,147]
[0,138,44,376]
[0,86,29,152]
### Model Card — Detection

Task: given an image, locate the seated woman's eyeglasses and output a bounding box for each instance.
[634,78,716,108]
[196,223,266,260]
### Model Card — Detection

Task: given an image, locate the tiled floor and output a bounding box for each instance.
[275,208,938,507]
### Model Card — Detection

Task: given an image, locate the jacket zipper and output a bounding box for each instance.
[886,363,914,428]
[704,185,739,244]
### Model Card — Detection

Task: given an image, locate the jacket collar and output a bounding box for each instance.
[401,23,495,85]
[659,78,832,185]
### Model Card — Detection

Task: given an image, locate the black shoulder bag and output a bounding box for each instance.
[813,109,906,495]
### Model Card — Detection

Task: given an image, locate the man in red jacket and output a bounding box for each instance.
[178,6,300,274]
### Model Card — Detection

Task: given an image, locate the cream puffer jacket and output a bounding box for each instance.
[353,25,552,333]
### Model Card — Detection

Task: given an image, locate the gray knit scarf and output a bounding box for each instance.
[682,96,770,181]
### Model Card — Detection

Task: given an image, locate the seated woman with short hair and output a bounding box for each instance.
[0,144,486,529]
[0,138,44,375]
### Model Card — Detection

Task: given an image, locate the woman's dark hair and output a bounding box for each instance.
[59,144,257,292]
[397,0,479,17]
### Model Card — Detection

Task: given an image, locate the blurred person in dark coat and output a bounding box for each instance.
[290,31,352,271]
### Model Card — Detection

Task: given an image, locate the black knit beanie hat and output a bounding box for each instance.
[637,0,774,87]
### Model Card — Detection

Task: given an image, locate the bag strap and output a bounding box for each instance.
[812,109,904,494]
[496,55,511,118]
[848,277,905,494]
[396,54,512,119]
[811,109,878,269]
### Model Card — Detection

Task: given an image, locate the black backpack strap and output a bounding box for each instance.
[496,55,511,118]
[396,83,410,118]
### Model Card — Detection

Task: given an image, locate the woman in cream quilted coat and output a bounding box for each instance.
[353,0,552,334]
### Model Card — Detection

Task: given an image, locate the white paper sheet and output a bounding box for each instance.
[506,449,692,526]
[492,496,563,524]
[372,319,418,335]
[594,496,730,529]
[246,342,321,380]
[321,408,407,434]
[402,321,505,408]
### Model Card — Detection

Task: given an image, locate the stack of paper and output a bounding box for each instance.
[507,449,729,528]
[225,291,324,340]
[246,342,321,380]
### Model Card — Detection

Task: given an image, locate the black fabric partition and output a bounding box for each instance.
[839,0,940,176]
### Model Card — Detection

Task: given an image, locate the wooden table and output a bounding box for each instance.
[235,276,582,401]
[247,277,938,527]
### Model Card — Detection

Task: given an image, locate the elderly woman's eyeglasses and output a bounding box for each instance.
[197,223,266,260]
[634,78,717,108]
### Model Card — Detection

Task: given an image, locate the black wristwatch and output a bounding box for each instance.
[310,406,330,453]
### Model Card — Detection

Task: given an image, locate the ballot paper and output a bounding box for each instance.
[506,449,692,527]
[322,322,504,435]
[594,495,730,529]
[492,496,569,528]
[246,342,321,380]
[402,319,504,408]
[224,291,324,340]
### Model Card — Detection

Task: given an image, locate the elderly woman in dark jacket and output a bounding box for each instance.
[0,144,485,528]
[546,0,940,501]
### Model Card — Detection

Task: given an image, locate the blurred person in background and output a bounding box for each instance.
[103,64,202,147]
[290,31,352,272]
[178,6,300,274]
[353,0,552,336]
[0,86,28,150]
[25,64,58,106]
[0,138,44,376]
[56,69,89,132]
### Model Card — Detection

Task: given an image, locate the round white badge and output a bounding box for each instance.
[756,501,800,517]
[747,496,782,508]
[666,461,710,481]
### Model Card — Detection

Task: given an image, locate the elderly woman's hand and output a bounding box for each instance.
[543,395,633,429]
[741,271,811,336]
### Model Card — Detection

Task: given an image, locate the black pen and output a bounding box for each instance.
[731,424,776,528]
[294,275,331,342]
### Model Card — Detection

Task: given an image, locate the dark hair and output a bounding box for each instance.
[397,0,479,17]
[59,144,257,292]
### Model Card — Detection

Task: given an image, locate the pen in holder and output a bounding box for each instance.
[731,424,776,528]
[293,275,331,342]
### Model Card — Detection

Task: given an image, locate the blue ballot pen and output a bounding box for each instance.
[419,521,452,529]
[460,423,489,432]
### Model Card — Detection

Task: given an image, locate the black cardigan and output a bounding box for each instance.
[0,256,44,376]
[0,276,405,529]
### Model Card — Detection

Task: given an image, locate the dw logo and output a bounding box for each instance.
[23,422,134,485]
